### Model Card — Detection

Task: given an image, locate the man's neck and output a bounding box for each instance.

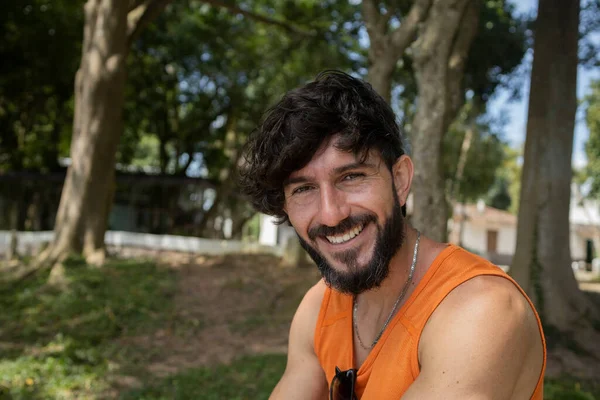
[356,226,427,320]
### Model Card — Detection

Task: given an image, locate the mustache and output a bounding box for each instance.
[307,213,377,241]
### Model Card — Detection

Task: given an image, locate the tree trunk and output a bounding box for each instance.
[511,0,598,334]
[411,0,479,242]
[448,122,474,245]
[7,200,19,260]
[362,0,433,102]
[449,121,475,205]
[199,113,240,237]
[39,0,173,270]
[44,0,129,267]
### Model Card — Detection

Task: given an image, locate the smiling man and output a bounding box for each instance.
[239,71,546,400]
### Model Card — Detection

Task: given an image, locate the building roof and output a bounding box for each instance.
[452,201,517,227]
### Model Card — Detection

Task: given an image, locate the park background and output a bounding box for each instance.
[1,0,600,398]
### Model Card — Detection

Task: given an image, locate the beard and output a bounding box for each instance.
[297,190,405,296]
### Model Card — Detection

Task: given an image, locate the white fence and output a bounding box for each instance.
[0,230,282,257]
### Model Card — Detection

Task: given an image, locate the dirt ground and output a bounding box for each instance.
[110,252,321,392]
[111,251,600,391]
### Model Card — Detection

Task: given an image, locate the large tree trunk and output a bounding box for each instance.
[39,0,173,271]
[511,1,600,375]
[511,0,598,332]
[410,0,479,242]
[46,1,129,267]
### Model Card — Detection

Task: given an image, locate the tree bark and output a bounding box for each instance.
[511,0,598,334]
[7,200,19,260]
[199,113,241,238]
[447,121,474,245]
[410,0,480,242]
[40,0,172,269]
[362,0,433,102]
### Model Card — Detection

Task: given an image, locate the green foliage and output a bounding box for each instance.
[443,103,507,203]
[0,1,83,172]
[465,0,528,103]
[0,258,177,399]
[120,354,287,400]
[584,80,600,197]
[120,1,361,177]
[486,176,511,210]
[486,145,522,213]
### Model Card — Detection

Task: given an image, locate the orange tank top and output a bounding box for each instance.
[314,245,546,399]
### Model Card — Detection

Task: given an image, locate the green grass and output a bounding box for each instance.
[0,257,177,399]
[1,256,599,399]
[120,353,287,400]
[545,377,600,400]
[120,354,600,400]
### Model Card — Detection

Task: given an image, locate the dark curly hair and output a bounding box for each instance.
[238,70,407,224]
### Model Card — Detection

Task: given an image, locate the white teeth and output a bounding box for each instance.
[326,224,364,244]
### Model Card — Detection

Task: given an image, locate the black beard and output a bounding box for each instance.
[297,191,405,296]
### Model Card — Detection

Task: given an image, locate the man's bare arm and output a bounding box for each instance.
[270,281,329,400]
[402,276,544,400]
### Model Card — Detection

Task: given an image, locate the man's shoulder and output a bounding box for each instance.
[422,273,542,349]
[297,279,328,320]
[288,279,328,353]
[416,274,545,398]
[440,274,532,315]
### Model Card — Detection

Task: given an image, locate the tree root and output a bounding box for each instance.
[545,324,600,379]
[0,247,67,291]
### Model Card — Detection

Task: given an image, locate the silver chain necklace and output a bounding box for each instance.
[353,230,421,350]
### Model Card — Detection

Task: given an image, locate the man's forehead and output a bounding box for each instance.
[286,141,382,181]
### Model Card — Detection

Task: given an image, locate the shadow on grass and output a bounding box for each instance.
[0,257,177,399]
[120,353,286,400]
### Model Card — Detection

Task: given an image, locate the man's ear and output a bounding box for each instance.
[392,155,414,207]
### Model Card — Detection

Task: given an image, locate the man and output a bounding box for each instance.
[239,71,545,399]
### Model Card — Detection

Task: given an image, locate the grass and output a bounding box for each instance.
[545,377,600,400]
[120,354,287,400]
[0,256,599,399]
[124,356,600,400]
[0,257,177,399]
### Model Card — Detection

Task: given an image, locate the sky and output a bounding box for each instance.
[496,0,600,167]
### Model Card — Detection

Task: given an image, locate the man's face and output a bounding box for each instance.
[283,137,406,295]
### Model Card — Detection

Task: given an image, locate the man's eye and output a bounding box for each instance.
[292,185,313,195]
[343,173,365,181]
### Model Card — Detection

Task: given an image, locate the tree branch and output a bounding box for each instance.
[445,0,480,126]
[389,0,433,59]
[201,0,316,37]
[128,0,145,13]
[362,0,386,45]
[127,0,174,46]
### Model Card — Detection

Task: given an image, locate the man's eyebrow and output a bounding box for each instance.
[283,175,311,188]
[283,162,378,187]
[333,162,377,174]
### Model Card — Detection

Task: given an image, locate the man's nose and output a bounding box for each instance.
[318,186,350,228]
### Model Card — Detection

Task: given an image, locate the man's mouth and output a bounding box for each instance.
[325,224,365,244]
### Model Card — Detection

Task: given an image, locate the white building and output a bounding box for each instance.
[450,186,600,269]
[449,200,517,267]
